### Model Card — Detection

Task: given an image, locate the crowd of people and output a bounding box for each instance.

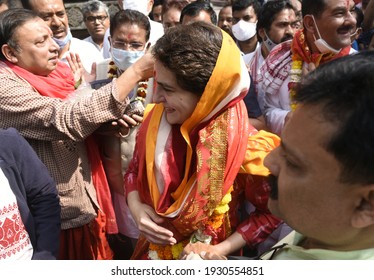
[0,0,373,261]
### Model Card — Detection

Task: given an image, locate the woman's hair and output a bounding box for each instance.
[0,8,39,60]
[152,21,222,96]
[110,9,151,42]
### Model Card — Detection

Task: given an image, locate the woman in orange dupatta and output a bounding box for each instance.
[125,22,281,260]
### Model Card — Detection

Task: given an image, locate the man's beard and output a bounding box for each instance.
[267,174,278,200]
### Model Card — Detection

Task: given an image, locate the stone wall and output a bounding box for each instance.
[64,0,231,39]
[65,1,119,39]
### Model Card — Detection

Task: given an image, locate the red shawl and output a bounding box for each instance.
[291,29,352,67]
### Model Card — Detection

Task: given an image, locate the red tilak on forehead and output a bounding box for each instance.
[125,34,136,40]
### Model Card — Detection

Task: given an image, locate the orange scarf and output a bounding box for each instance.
[6,60,118,234]
[288,29,351,110]
[291,29,351,67]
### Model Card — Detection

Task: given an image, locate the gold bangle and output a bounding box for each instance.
[74,78,82,89]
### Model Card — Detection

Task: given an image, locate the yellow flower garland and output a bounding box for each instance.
[289,54,302,112]
[147,187,233,260]
[107,61,148,102]
[148,240,189,260]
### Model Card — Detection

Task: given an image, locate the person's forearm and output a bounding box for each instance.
[115,66,143,102]
[127,190,141,210]
[214,231,247,256]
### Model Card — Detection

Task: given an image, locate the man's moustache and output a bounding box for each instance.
[267,174,279,200]
[281,34,294,43]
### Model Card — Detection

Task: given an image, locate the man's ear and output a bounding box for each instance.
[145,42,151,52]
[1,44,18,63]
[303,15,316,34]
[147,0,154,14]
[355,27,362,40]
[258,27,266,41]
[351,187,374,229]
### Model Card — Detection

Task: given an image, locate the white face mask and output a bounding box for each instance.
[311,15,341,54]
[53,29,72,49]
[232,20,257,42]
[263,31,277,52]
[122,0,149,16]
[111,47,145,70]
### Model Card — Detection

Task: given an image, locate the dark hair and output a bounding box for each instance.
[152,21,222,96]
[295,51,374,185]
[257,0,294,32]
[353,6,364,28]
[110,9,151,41]
[162,0,189,16]
[20,0,32,10]
[301,0,326,18]
[0,0,9,7]
[0,8,39,60]
[180,1,217,25]
[232,0,261,16]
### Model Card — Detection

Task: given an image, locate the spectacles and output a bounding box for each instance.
[112,41,145,51]
[85,15,108,23]
[256,243,288,260]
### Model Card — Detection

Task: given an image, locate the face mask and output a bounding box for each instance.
[232,20,257,42]
[311,15,341,54]
[111,47,145,70]
[53,29,72,49]
[263,31,277,52]
[350,27,361,41]
[122,0,149,16]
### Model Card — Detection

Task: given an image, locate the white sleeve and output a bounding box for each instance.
[263,77,291,136]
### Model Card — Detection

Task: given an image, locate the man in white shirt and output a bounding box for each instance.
[82,0,110,57]
[231,0,261,65]
[22,0,103,73]
[248,0,297,113]
[102,0,164,59]
[260,0,357,135]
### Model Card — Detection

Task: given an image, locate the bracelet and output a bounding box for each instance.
[74,78,82,89]
[118,128,130,138]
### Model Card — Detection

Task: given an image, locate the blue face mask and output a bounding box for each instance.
[53,29,73,49]
[111,47,145,70]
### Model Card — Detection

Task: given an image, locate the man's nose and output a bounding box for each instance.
[264,147,280,176]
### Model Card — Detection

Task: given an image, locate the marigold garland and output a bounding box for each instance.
[147,187,233,260]
[148,240,189,260]
[107,61,148,103]
[190,186,233,244]
[288,54,302,112]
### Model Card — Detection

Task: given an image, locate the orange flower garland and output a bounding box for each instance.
[147,187,233,260]
[148,240,190,260]
[107,61,148,102]
[288,54,302,112]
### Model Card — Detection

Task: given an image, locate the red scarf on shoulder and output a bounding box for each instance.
[6,60,118,234]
